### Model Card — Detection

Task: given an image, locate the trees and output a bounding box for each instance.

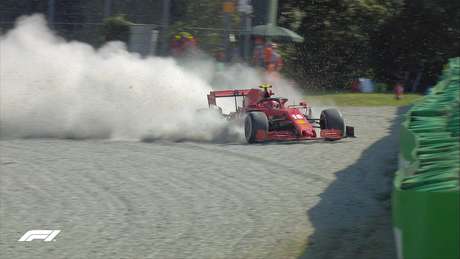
[103,15,133,43]
[2,0,457,90]
[370,0,460,90]
[279,0,402,89]
[279,0,459,91]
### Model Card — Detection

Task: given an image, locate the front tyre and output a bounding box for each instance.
[244,112,269,143]
[320,108,345,137]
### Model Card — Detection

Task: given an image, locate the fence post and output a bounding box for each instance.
[238,1,253,62]
[47,0,55,28]
[104,0,112,18]
[159,0,171,56]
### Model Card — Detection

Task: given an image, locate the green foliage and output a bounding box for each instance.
[375,82,390,93]
[103,15,134,43]
[3,0,456,90]
[279,0,403,90]
[279,0,458,92]
[370,0,460,88]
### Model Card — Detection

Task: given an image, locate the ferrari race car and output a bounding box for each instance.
[207,84,355,143]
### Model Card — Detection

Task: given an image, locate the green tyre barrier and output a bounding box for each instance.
[393,181,459,259]
[392,57,460,259]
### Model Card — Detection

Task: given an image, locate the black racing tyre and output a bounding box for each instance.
[320,108,345,136]
[244,111,269,143]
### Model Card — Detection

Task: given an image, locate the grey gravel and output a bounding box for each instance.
[0,107,401,259]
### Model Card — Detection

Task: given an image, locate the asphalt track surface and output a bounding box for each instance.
[0,107,400,259]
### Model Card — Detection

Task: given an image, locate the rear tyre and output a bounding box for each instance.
[320,108,345,137]
[245,112,268,143]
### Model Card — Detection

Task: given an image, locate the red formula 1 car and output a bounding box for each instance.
[207,84,354,143]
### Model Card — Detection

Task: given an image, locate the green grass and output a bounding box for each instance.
[304,93,423,107]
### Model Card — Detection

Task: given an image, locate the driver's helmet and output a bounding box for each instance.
[264,100,279,109]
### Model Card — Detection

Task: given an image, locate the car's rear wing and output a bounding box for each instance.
[207,89,252,107]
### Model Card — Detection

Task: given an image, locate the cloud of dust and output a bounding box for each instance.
[0,15,240,141]
[0,14,315,142]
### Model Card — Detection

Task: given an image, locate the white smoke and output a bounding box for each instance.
[0,14,304,142]
[0,15,234,141]
[180,54,303,102]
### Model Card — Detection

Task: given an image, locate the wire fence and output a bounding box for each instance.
[1,19,251,60]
